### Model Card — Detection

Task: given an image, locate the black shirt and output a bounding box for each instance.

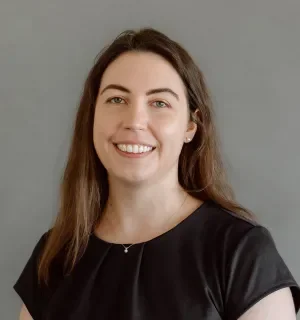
[13,200,300,319]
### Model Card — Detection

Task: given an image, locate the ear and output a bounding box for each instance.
[184,110,198,143]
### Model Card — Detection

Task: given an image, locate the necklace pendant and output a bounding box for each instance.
[124,248,128,253]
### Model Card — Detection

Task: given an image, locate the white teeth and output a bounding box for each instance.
[133,145,138,153]
[116,144,153,154]
[138,145,144,153]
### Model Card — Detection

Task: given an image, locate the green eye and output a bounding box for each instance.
[108,97,125,104]
[154,101,168,108]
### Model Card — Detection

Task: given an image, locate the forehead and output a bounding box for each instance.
[100,51,187,97]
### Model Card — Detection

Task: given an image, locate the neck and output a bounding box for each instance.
[97,174,195,243]
[109,178,186,222]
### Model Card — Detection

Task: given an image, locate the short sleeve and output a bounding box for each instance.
[224,226,300,320]
[13,232,49,320]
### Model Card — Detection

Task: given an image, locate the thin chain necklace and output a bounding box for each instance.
[105,192,188,253]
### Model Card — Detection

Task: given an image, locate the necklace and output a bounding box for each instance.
[121,243,135,253]
[104,192,188,253]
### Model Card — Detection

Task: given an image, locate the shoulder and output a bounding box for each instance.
[198,200,260,245]
[13,229,54,320]
[194,200,283,277]
[34,230,51,253]
[196,201,300,318]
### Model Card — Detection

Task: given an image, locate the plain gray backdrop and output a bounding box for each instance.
[1,0,299,318]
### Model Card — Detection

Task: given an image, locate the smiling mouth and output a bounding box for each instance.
[113,143,156,154]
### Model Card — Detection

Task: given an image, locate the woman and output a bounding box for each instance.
[14,28,300,319]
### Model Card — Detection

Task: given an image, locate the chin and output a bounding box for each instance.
[111,169,157,185]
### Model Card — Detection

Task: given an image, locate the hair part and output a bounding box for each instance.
[37,27,256,286]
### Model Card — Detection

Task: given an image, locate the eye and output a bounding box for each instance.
[152,100,169,108]
[107,97,126,104]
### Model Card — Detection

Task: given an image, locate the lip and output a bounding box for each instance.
[113,143,155,159]
[113,141,156,148]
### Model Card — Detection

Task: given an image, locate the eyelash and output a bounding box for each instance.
[107,97,125,104]
[106,97,170,108]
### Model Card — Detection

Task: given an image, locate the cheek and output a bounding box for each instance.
[93,118,112,161]
[93,120,112,164]
[93,110,113,140]
[156,116,186,143]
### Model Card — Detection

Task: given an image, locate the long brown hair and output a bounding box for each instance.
[38,27,256,286]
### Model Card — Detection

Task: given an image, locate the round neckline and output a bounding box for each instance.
[90,200,210,247]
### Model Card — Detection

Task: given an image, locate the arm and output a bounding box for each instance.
[238,288,296,320]
[19,304,33,320]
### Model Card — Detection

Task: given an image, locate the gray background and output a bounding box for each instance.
[1,0,299,318]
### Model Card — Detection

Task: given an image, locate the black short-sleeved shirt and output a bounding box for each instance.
[14,200,300,319]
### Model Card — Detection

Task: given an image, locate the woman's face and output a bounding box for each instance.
[93,51,196,185]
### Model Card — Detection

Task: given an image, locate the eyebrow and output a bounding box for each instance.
[99,84,179,101]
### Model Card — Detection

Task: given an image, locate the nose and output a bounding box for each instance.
[122,100,148,131]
